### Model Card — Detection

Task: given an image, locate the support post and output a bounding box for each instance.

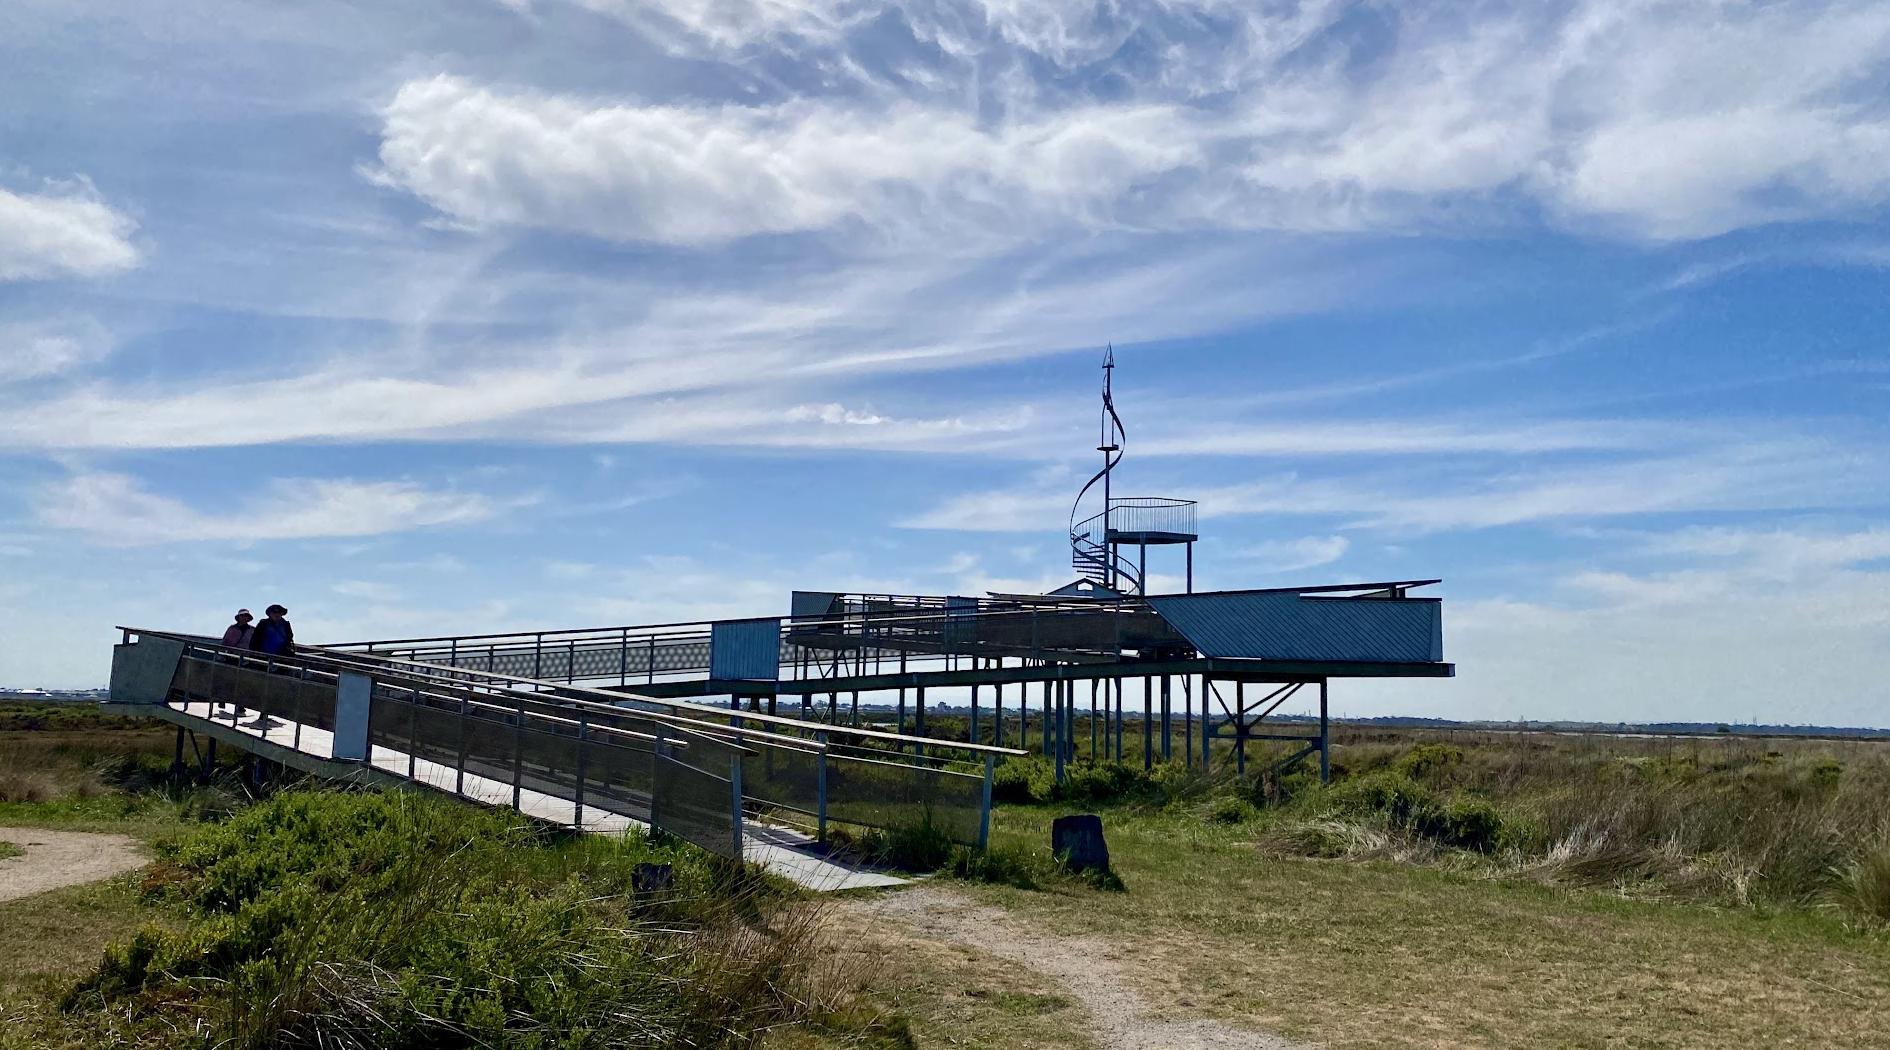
[1183,675,1193,767]
[1161,675,1172,761]
[1142,676,1152,770]
[979,754,995,849]
[995,675,1005,748]
[1201,676,1212,772]
[1052,679,1064,783]
[971,680,980,747]
[730,755,745,859]
[816,731,829,843]
[1235,681,1246,776]
[1319,679,1331,784]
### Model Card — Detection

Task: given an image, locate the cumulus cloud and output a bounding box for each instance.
[0,181,141,280]
[446,0,1890,244]
[36,473,498,545]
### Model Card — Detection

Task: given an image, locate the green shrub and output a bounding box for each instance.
[1393,743,1466,783]
[1210,797,1259,825]
[63,789,856,1049]
[1425,797,1507,852]
[991,756,1057,804]
[1324,771,1441,828]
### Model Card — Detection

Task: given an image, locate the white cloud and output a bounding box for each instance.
[0,181,141,280]
[902,434,1883,534]
[0,318,113,383]
[1240,534,1348,573]
[35,472,499,545]
[1359,529,1890,726]
[460,1,1890,244]
[1136,418,1679,458]
[373,74,1205,247]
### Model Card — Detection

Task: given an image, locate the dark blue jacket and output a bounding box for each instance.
[249,617,295,656]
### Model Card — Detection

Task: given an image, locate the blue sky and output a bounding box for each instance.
[3,0,1888,726]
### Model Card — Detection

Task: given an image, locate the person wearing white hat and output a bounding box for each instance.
[221,609,254,649]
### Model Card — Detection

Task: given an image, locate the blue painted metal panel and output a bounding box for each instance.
[943,595,979,647]
[791,591,841,620]
[710,618,783,680]
[1145,592,1443,663]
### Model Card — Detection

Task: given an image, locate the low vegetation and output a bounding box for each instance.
[27,790,901,1049]
[988,726,1890,924]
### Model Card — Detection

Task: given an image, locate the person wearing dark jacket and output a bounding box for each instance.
[249,604,295,656]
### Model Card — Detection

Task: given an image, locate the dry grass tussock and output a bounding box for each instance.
[1229,731,1890,924]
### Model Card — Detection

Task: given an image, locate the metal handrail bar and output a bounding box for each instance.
[127,629,760,756]
[297,640,1028,758]
[332,595,1147,652]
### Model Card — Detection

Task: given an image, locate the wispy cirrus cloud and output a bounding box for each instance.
[35,472,502,545]
[447,0,1890,244]
[900,432,1881,535]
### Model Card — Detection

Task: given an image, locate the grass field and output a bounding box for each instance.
[5,701,1889,1048]
[850,726,1890,1048]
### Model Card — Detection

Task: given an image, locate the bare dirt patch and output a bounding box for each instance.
[845,883,1300,1050]
[0,827,146,903]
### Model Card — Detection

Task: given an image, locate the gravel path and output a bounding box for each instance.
[0,827,147,903]
[852,884,1301,1050]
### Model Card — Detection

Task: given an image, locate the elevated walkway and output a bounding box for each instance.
[112,630,1023,890]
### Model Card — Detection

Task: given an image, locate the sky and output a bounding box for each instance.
[2,0,1888,726]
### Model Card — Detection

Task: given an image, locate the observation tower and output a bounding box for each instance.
[1068,346,1199,594]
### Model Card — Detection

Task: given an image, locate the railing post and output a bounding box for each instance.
[573,712,588,830]
[730,753,745,860]
[979,753,995,849]
[511,697,525,811]
[650,729,667,831]
[533,633,543,680]
[567,637,576,684]
[815,731,829,844]
[619,627,629,686]
[647,635,656,683]
[407,685,420,781]
[455,690,469,796]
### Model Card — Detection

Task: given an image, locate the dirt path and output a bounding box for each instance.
[0,827,147,903]
[850,884,1301,1050]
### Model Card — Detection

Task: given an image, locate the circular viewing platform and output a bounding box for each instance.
[1101,497,1197,545]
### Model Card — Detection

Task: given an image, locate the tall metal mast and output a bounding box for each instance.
[1098,346,1119,587]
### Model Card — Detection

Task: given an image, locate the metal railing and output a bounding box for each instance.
[1073,496,1198,542]
[328,599,1195,691]
[116,628,1023,852]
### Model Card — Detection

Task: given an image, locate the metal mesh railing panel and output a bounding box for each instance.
[825,756,984,845]
[175,656,337,730]
[653,749,738,859]
[583,734,657,821]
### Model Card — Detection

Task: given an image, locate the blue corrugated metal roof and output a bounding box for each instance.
[1145,591,1443,663]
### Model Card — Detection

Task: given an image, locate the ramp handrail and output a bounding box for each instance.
[119,627,1016,847]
